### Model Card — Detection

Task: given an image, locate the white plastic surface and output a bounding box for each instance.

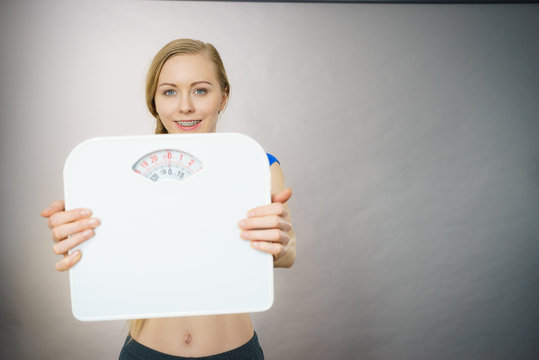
[63,133,273,321]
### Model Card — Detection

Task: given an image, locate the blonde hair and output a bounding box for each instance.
[145,38,231,134]
[127,319,145,343]
[127,39,230,342]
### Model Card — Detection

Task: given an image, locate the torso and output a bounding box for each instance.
[133,314,254,357]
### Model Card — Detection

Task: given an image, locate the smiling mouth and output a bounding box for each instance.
[175,120,202,126]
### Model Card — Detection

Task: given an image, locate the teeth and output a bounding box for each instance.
[176,120,201,126]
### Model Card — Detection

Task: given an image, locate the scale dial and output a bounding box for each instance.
[132,149,203,183]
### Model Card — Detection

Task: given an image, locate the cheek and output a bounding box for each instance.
[155,99,172,119]
[199,96,221,115]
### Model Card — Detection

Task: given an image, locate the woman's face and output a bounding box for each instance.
[154,53,227,134]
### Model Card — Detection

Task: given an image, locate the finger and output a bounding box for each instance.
[51,217,100,242]
[48,208,93,229]
[41,200,65,218]
[55,250,82,272]
[271,188,292,204]
[238,215,291,231]
[52,229,94,255]
[247,202,287,218]
[251,241,287,258]
[240,229,290,245]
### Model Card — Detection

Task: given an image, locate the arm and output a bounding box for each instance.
[239,162,296,268]
[269,163,296,268]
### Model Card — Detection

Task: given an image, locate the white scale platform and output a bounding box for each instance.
[63,133,273,321]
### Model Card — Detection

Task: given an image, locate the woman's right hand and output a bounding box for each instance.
[41,200,100,271]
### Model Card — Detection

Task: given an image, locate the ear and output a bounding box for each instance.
[219,93,228,113]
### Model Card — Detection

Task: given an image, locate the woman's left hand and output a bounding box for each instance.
[239,188,295,266]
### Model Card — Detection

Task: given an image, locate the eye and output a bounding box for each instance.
[163,89,176,96]
[194,88,207,95]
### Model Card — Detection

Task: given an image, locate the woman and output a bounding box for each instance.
[41,39,296,359]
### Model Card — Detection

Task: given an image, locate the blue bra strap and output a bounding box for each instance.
[266,153,280,166]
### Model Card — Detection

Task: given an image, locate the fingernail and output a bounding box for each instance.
[82,229,93,238]
[238,220,246,227]
[248,211,256,217]
[71,250,81,258]
[241,231,248,238]
[88,218,99,226]
[81,209,92,217]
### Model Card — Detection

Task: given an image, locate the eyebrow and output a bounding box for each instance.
[157,81,214,88]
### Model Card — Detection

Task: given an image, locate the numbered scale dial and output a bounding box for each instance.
[132,149,203,183]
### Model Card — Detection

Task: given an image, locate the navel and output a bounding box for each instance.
[185,333,192,346]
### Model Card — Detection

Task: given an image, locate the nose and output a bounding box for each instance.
[177,93,195,114]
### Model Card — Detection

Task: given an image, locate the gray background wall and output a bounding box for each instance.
[1,1,538,359]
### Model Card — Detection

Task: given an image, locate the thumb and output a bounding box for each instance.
[272,188,292,204]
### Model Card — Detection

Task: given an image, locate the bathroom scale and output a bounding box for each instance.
[63,133,273,321]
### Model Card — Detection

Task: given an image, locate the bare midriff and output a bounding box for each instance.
[133,313,254,357]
